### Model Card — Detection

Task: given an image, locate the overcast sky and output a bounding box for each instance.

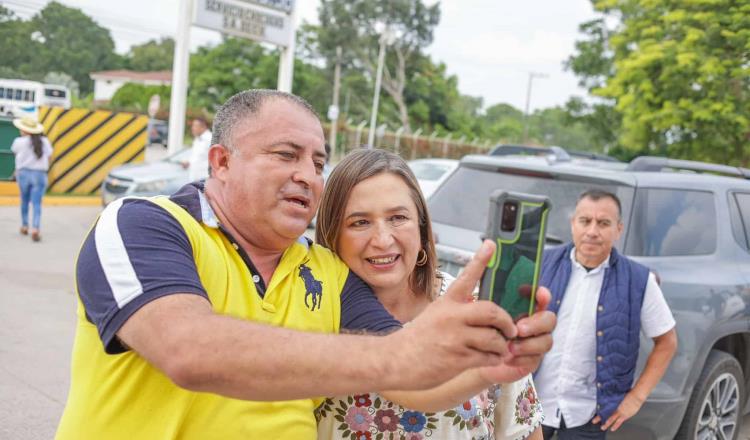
[5,0,600,112]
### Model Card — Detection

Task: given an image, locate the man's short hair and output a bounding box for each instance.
[577,189,622,221]
[211,89,319,149]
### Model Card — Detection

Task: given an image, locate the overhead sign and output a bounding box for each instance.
[236,0,295,14]
[194,0,293,47]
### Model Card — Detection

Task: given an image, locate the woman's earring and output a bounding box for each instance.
[416,249,428,266]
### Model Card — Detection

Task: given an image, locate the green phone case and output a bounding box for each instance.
[478,190,551,321]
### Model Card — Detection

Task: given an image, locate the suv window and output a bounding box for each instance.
[428,166,632,243]
[729,192,750,250]
[626,188,716,256]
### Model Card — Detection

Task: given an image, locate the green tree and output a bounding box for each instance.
[126,37,175,72]
[0,6,39,80]
[528,107,600,151]
[29,1,121,94]
[405,54,484,136]
[109,83,170,113]
[482,103,525,143]
[188,38,330,115]
[564,18,623,154]
[314,0,440,131]
[584,0,750,165]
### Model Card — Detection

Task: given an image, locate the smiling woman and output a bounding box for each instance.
[315,149,544,440]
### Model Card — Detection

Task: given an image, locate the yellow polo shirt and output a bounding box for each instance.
[56,195,350,439]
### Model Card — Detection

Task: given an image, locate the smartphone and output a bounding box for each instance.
[478,190,551,322]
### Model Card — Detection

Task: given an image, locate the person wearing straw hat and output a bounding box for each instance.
[11,116,53,242]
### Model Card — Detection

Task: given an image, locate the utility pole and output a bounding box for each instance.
[522,72,548,144]
[368,27,396,148]
[328,46,342,159]
[277,5,297,92]
[167,0,193,154]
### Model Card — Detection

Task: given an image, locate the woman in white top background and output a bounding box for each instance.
[11,116,53,242]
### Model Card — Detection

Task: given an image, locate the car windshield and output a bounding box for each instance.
[410,162,454,181]
[428,165,634,244]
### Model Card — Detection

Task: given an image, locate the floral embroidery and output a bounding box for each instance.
[346,406,373,432]
[354,393,373,407]
[315,376,540,440]
[514,379,541,425]
[455,400,478,420]
[401,411,427,432]
[374,408,399,432]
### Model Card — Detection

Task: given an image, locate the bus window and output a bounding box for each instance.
[45,88,67,98]
[31,91,35,102]
[15,89,22,100]
[6,88,14,100]
[23,90,30,101]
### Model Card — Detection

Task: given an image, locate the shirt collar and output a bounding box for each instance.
[569,246,610,274]
[169,182,210,225]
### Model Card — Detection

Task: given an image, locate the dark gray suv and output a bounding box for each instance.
[429,153,750,440]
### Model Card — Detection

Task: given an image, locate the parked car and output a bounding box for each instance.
[100,148,191,206]
[408,158,459,198]
[489,144,622,163]
[428,150,750,440]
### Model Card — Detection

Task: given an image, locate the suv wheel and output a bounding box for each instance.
[676,349,744,440]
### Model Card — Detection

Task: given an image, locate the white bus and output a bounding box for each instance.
[0,79,71,119]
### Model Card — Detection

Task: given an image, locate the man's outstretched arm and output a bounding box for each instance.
[116,240,513,401]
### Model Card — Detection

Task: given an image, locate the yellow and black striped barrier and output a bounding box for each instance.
[40,106,148,195]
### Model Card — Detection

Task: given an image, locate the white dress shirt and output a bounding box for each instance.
[535,248,675,429]
[188,130,212,182]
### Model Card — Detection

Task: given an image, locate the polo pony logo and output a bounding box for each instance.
[299,262,323,311]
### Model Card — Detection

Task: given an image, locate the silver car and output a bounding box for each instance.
[408,158,459,199]
[429,152,750,440]
[100,149,192,206]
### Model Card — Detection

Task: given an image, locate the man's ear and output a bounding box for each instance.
[208,144,230,179]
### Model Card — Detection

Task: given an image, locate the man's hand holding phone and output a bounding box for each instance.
[477,286,556,385]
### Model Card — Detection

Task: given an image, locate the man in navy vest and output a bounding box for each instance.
[536,189,677,439]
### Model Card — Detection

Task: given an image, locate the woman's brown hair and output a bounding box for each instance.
[315,148,439,298]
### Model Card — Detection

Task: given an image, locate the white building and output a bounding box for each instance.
[90,70,172,102]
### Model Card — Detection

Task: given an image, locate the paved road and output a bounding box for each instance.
[0,205,100,439]
[1,204,749,439]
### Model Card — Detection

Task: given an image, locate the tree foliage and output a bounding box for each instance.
[30,2,121,94]
[188,37,330,115]
[314,0,440,131]
[126,37,175,72]
[571,0,750,164]
[0,2,121,94]
[109,83,170,113]
[0,6,35,80]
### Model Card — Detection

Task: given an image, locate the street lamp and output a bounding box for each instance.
[522,71,548,143]
[367,26,397,148]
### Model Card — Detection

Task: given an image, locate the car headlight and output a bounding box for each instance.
[134,179,169,193]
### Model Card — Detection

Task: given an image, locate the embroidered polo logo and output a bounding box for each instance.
[299,262,323,311]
